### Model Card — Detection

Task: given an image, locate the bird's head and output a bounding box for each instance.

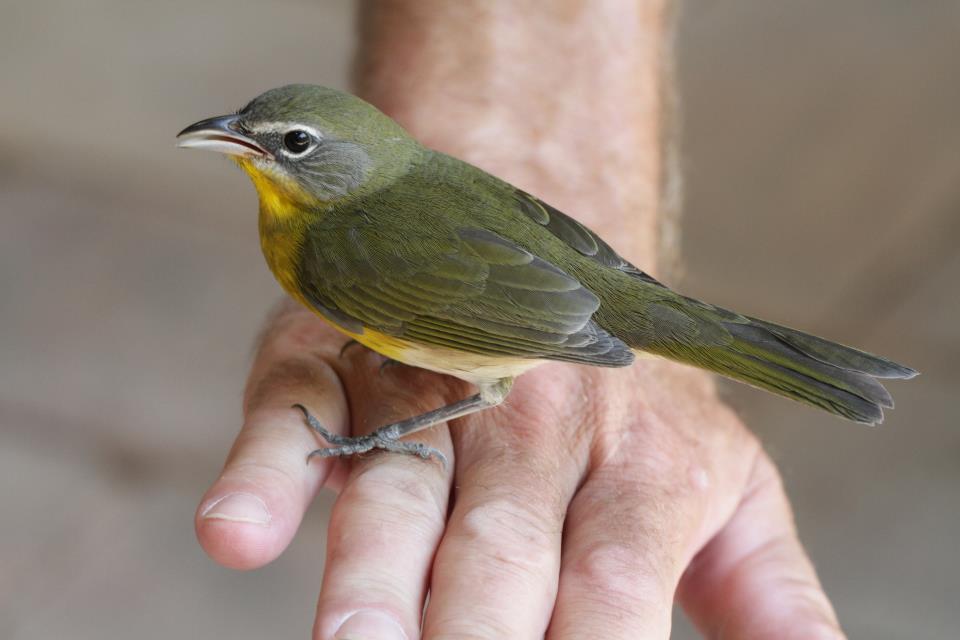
[177,85,419,213]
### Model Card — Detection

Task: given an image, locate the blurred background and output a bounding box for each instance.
[1,1,956,638]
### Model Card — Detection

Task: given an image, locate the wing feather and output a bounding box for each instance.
[297,222,633,366]
[514,190,667,288]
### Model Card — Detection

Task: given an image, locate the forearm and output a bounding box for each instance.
[354,0,672,269]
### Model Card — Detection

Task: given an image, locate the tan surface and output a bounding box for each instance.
[1,2,956,637]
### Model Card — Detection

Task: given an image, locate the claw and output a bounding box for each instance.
[306,444,373,460]
[378,358,404,375]
[293,393,458,470]
[293,403,357,445]
[306,435,447,468]
[339,339,362,358]
[295,404,448,469]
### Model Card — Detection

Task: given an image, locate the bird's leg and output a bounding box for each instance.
[294,378,513,467]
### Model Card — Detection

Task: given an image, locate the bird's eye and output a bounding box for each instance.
[283,130,312,154]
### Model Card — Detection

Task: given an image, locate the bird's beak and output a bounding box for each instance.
[176,114,271,159]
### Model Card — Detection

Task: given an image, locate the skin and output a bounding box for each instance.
[195,2,847,638]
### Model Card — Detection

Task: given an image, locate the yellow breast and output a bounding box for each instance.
[237,158,314,306]
[240,158,543,385]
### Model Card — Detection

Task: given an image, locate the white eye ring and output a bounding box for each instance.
[279,124,323,157]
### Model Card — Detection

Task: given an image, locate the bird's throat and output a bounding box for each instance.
[236,158,313,308]
[236,158,308,225]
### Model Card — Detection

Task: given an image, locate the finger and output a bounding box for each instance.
[546,396,749,640]
[676,452,845,640]
[313,355,458,640]
[547,470,691,636]
[196,305,350,570]
[423,366,592,639]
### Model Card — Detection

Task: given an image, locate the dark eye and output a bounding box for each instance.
[283,130,311,154]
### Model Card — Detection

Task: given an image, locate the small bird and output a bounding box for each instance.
[178,84,916,464]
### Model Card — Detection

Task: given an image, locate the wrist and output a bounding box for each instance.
[354,0,669,269]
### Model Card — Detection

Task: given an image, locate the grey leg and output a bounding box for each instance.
[294,378,513,467]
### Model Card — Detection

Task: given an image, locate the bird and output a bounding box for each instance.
[177,84,917,464]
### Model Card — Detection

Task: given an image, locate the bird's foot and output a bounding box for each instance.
[292,404,447,467]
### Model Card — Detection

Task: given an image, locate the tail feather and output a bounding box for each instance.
[641,300,917,425]
[714,349,887,424]
[748,318,918,380]
[725,322,896,408]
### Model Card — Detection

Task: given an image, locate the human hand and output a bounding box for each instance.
[195,299,845,639]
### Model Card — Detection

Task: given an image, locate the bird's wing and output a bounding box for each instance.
[297,221,633,366]
[512,190,668,288]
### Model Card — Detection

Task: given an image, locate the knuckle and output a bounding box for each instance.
[220,458,302,504]
[740,446,788,509]
[495,366,593,451]
[344,462,448,523]
[453,496,560,581]
[325,464,449,563]
[751,448,786,490]
[259,302,339,354]
[566,541,670,607]
[244,356,342,413]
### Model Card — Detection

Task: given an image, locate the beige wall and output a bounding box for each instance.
[1,2,956,637]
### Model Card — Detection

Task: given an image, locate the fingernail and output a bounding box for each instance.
[201,492,271,525]
[334,609,407,640]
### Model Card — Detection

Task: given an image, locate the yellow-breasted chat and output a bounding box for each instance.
[178,84,917,464]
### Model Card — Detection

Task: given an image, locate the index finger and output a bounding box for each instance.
[195,303,350,569]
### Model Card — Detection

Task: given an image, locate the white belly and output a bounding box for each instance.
[394,341,546,386]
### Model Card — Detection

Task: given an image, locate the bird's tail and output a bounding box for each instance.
[636,298,918,425]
